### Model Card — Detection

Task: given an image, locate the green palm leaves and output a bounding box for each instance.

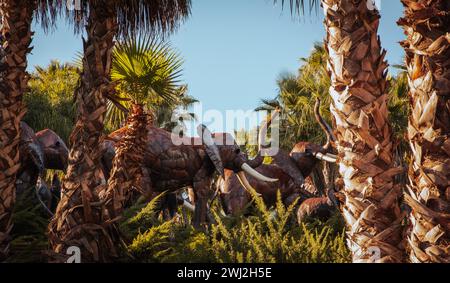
[256,43,332,150]
[107,35,193,130]
[112,35,183,102]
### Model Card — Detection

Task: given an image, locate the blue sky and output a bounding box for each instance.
[28,0,405,133]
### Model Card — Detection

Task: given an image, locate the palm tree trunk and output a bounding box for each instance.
[0,0,35,261]
[398,0,450,263]
[100,103,148,229]
[323,0,405,262]
[47,1,118,263]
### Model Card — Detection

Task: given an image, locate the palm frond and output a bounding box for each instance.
[106,35,197,130]
[35,0,191,37]
[273,0,320,15]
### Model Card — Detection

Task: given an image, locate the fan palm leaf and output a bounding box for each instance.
[106,35,188,129]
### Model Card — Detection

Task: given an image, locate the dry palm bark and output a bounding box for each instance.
[398,0,450,263]
[0,0,35,261]
[100,104,149,222]
[323,0,404,262]
[47,1,118,263]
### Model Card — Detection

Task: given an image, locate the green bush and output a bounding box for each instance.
[7,187,50,263]
[123,191,350,263]
[23,61,78,143]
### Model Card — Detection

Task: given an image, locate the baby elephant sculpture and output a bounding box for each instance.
[218,99,338,216]
[297,187,340,223]
[101,122,277,228]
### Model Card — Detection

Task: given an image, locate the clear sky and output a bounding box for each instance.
[28,0,405,133]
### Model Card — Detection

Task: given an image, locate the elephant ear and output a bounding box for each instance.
[272,149,305,188]
[26,142,45,175]
[197,124,224,176]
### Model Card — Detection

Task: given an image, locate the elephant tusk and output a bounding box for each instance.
[236,171,262,197]
[241,163,278,183]
[182,200,216,224]
[314,152,337,163]
[326,153,338,159]
[183,200,195,212]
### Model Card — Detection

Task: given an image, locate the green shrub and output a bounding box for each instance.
[24,61,78,142]
[123,190,351,263]
[7,187,50,263]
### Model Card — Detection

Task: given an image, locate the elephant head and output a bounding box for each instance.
[291,98,337,170]
[197,124,277,194]
[270,99,338,187]
[35,128,69,171]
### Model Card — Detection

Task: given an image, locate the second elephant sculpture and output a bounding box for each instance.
[218,165,316,216]
[218,99,338,216]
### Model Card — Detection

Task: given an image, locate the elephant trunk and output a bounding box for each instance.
[313,98,338,163]
[246,153,264,168]
[247,107,281,168]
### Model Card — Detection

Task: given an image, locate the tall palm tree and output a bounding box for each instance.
[47,0,191,262]
[106,35,195,131]
[0,0,37,261]
[0,0,89,261]
[398,0,449,263]
[276,0,405,262]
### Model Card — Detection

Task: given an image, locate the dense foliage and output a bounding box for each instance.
[24,60,78,142]
[122,191,350,263]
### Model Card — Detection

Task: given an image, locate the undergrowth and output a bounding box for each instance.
[7,188,50,263]
[7,186,350,263]
[122,190,350,263]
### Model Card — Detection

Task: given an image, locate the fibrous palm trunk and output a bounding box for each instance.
[100,104,149,229]
[323,0,405,262]
[0,0,35,261]
[47,1,118,263]
[398,0,450,263]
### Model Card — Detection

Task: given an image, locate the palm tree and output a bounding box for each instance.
[106,35,196,131]
[398,0,450,263]
[47,0,191,262]
[100,104,149,234]
[276,0,405,262]
[0,0,37,261]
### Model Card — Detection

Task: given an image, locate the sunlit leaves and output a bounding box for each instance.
[107,35,192,130]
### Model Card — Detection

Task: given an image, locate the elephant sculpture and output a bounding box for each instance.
[15,122,68,215]
[218,165,317,216]
[17,122,68,194]
[296,186,341,223]
[218,99,339,216]
[100,121,277,227]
